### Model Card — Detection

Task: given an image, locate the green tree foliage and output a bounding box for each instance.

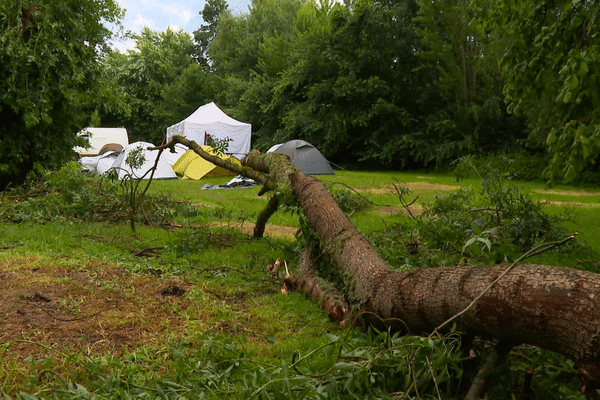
[209,0,322,146]
[209,0,441,168]
[272,0,432,166]
[101,28,218,144]
[206,0,312,148]
[0,0,123,189]
[415,0,527,164]
[194,0,230,66]
[481,0,600,182]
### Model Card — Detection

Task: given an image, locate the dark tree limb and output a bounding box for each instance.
[284,248,350,324]
[254,195,279,238]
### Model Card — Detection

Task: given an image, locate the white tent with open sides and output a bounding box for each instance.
[165,102,251,159]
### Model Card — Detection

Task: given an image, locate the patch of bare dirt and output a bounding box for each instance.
[377,205,424,216]
[543,201,599,208]
[534,189,600,196]
[208,221,299,239]
[0,257,194,361]
[357,182,459,194]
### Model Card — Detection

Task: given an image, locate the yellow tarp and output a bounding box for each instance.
[173,146,241,180]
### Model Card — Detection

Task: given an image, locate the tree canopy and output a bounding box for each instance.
[2,0,599,186]
[0,0,123,189]
[480,0,600,182]
[100,28,218,144]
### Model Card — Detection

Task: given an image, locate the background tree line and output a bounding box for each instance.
[1,0,599,188]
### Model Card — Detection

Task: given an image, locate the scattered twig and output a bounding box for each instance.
[392,182,419,219]
[38,303,120,322]
[195,265,249,276]
[426,356,443,400]
[130,247,163,257]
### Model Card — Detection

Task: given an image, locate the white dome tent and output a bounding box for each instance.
[73,127,129,156]
[108,142,177,180]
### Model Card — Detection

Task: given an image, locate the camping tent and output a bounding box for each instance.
[79,151,120,175]
[162,143,189,168]
[96,151,121,175]
[173,146,241,180]
[165,102,251,159]
[73,127,129,156]
[110,142,177,180]
[268,140,334,175]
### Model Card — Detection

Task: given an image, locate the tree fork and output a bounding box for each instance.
[284,248,350,324]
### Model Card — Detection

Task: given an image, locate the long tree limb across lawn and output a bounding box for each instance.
[155,136,600,398]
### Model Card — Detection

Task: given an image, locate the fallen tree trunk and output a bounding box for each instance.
[157,137,600,397]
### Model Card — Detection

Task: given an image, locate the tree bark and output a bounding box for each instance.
[158,137,600,396]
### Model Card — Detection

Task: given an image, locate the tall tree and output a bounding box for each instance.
[269,0,433,167]
[102,28,217,144]
[208,0,311,146]
[0,0,123,189]
[415,0,526,164]
[193,0,230,66]
[481,0,600,182]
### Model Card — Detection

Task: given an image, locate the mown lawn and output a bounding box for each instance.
[0,168,598,398]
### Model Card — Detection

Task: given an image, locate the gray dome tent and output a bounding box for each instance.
[268,140,334,175]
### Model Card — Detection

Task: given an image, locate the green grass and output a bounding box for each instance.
[1,168,599,398]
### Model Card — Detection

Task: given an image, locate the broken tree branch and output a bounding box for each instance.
[156,137,600,396]
[150,136,278,192]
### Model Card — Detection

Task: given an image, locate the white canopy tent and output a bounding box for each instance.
[165,102,251,158]
[73,127,129,156]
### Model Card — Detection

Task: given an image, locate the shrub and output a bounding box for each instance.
[0,163,198,225]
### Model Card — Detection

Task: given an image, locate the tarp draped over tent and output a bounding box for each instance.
[73,127,129,156]
[268,140,334,175]
[173,146,241,180]
[79,151,120,175]
[166,102,251,159]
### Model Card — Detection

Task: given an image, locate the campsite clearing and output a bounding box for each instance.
[1,170,600,396]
